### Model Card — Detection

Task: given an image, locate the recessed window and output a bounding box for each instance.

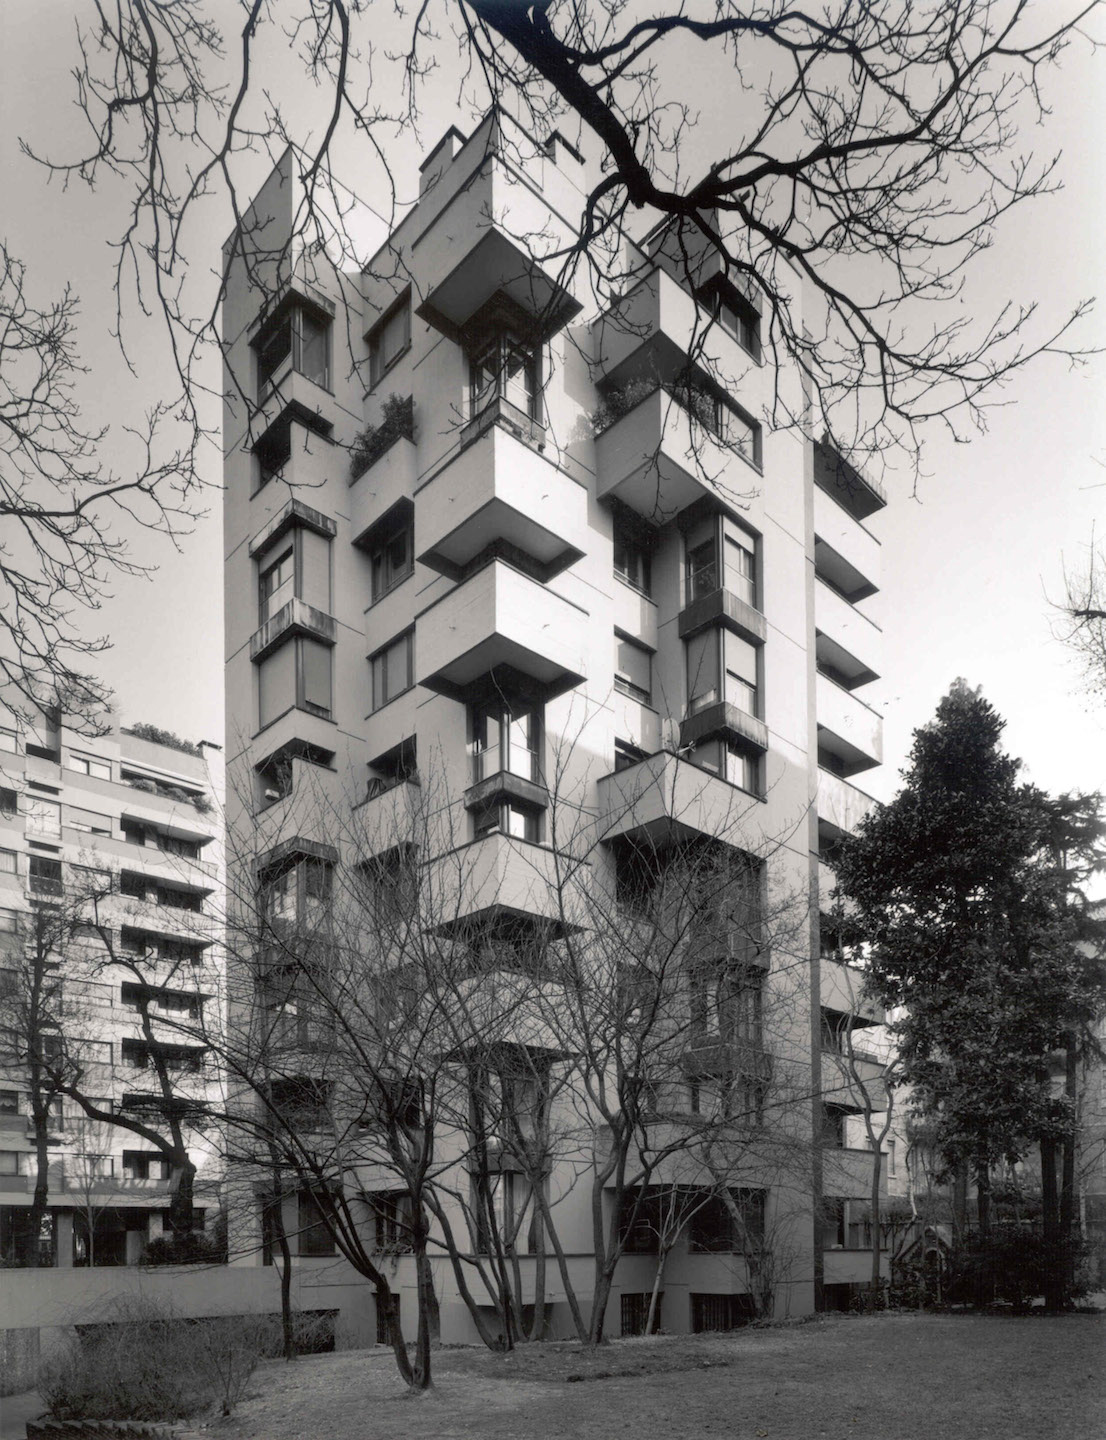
[0,789,16,820]
[613,512,653,595]
[68,809,112,837]
[370,632,414,712]
[370,522,413,604]
[256,303,331,398]
[614,738,648,773]
[257,527,332,627]
[25,796,61,840]
[0,849,16,876]
[471,702,541,784]
[614,632,653,706]
[67,752,112,780]
[368,292,412,389]
[706,287,761,361]
[298,1189,336,1256]
[28,856,62,896]
[0,727,17,754]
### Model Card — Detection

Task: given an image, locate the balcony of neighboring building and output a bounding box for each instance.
[816,673,882,775]
[813,485,880,601]
[821,1045,888,1114]
[416,422,587,581]
[65,828,217,892]
[814,579,881,690]
[411,136,582,346]
[597,751,760,848]
[812,437,886,523]
[593,266,764,408]
[417,560,587,702]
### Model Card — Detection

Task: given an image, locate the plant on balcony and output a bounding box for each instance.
[126,723,203,757]
[349,393,414,480]
[590,376,657,436]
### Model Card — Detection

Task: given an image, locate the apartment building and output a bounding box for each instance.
[221,114,888,1338]
[0,707,223,1267]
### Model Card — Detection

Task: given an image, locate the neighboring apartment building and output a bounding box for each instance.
[0,705,223,1267]
[221,114,888,1339]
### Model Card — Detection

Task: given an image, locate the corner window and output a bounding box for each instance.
[368,292,411,389]
[471,702,541,784]
[469,334,539,420]
[259,546,295,624]
[685,516,758,608]
[256,303,331,398]
[614,632,653,706]
[686,630,759,719]
[257,526,332,627]
[613,513,653,596]
[257,638,333,728]
[370,632,414,712]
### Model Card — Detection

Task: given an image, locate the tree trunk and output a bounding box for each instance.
[1059,1037,1079,1307]
[27,1110,52,1266]
[645,1247,668,1336]
[869,1142,884,1312]
[975,1165,992,1308]
[1040,1136,1062,1311]
[412,1237,435,1389]
[268,1194,296,1360]
[533,1184,588,1341]
[378,1288,414,1387]
[528,1207,546,1341]
[951,1163,969,1246]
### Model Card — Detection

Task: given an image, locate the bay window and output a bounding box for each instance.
[686,628,759,719]
[256,302,330,397]
[685,515,758,608]
[471,702,541,784]
[257,637,333,728]
[257,525,332,625]
[469,333,539,420]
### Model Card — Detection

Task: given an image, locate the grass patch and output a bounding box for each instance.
[214,1312,1105,1440]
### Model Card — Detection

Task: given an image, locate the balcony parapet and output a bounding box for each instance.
[250,598,337,662]
[678,587,767,646]
[679,701,768,754]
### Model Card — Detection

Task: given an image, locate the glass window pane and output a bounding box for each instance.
[507,710,535,778]
[687,632,720,713]
[299,530,331,614]
[687,539,718,599]
[723,529,756,605]
[298,312,329,388]
[258,643,296,728]
[300,640,332,716]
[615,636,651,703]
[260,547,294,622]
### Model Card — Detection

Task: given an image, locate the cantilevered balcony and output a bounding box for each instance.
[413,155,581,342]
[597,752,759,847]
[595,387,755,522]
[816,770,876,842]
[814,581,880,690]
[821,958,885,1026]
[424,833,567,929]
[593,268,762,401]
[417,561,587,701]
[350,437,417,550]
[816,673,882,775]
[813,438,886,523]
[416,424,587,580]
[813,486,880,601]
[821,1049,888,1113]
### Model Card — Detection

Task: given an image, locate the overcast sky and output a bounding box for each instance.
[1,3,1103,806]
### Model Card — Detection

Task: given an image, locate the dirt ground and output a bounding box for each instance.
[213,1311,1106,1440]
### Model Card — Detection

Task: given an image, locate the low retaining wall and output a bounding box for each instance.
[0,1265,375,1394]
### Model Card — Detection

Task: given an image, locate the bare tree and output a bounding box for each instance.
[17,2,1096,489]
[0,247,200,729]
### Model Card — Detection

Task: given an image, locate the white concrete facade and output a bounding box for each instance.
[221,114,890,1339]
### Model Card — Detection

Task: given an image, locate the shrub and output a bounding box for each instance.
[349,393,414,479]
[37,1295,269,1423]
[126,723,202,757]
[140,1221,228,1267]
[590,377,658,434]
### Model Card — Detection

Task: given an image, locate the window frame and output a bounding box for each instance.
[614,631,653,706]
[256,302,332,399]
[367,291,412,390]
[67,752,112,780]
[369,519,414,604]
[470,700,542,785]
[468,332,541,422]
[612,513,653,596]
[369,631,415,713]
